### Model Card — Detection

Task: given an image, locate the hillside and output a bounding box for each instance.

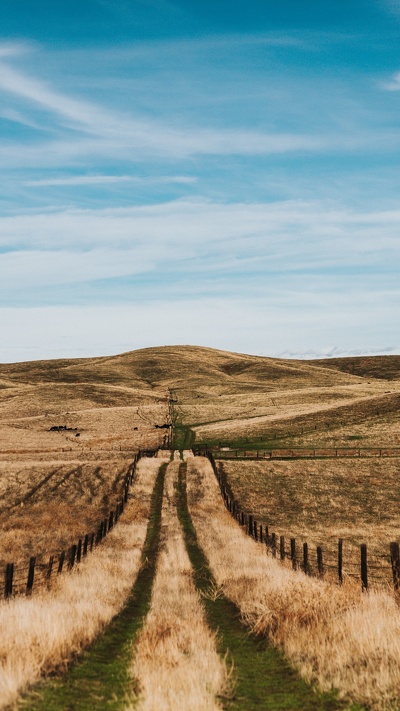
[313,355,400,380]
[1,345,400,710]
[0,345,399,452]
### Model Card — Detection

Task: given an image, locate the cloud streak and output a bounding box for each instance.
[0,198,399,305]
[0,50,338,161]
[23,174,196,186]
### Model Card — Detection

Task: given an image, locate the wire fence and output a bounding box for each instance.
[194,446,400,460]
[199,450,400,593]
[2,448,159,599]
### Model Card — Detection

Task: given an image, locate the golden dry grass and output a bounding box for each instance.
[187,455,400,710]
[0,455,134,568]
[151,346,400,448]
[188,382,400,446]
[129,459,228,711]
[219,458,400,586]
[0,351,171,567]
[0,457,161,709]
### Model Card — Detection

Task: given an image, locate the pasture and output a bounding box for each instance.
[217,458,400,586]
[0,346,400,709]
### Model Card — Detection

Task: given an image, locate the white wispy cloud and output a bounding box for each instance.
[0,198,398,307]
[1,198,398,260]
[382,71,400,90]
[0,52,333,160]
[276,346,398,360]
[0,247,162,290]
[0,42,32,58]
[23,174,196,187]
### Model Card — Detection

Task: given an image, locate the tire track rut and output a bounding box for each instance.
[21,462,167,711]
[176,461,354,711]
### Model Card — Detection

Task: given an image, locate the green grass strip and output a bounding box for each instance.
[21,462,168,711]
[177,462,364,711]
[171,423,195,450]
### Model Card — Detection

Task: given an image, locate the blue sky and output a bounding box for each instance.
[0,0,400,361]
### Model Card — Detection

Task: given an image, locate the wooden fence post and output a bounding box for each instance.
[108,511,114,532]
[390,542,400,590]
[361,544,368,592]
[317,546,324,577]
[248,515,253,537]
[90,533,95,551]
[280,536,285,561]
[271,533,277,557]
[303,542,309,574]
[259,525,263,544]
[69,545,77,569]
[338,538,343,584]
[47,555,54,581]
[265,525,270,546]
[83,534,89,557]
[290,538,297,569]
[26,556,36,595]
[241,512,245,527]
[57,551,65,574]
[77,539,82,564]
[253,520,258,541]
[5,563,14,599]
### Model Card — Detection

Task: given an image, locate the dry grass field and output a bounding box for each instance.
[1,345,399,570]
[0,346,400,707]
[130,459,228,711]
[0,457,161,709]
[187,455,400,709]
[166,349,400,448]
[218,458,400,585]
[0,352,171,569]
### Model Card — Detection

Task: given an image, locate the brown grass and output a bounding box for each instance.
[0,352,171,568]
[187,455,400,710]
[129,459,228,711]
[189,384,400,446]
[219,458,400,586]
[0,457,161,709]
[0,456,134,568]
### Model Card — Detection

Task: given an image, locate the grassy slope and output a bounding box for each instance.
[177,461,357,711]
[22,463,167,711]
[1,345,399,563]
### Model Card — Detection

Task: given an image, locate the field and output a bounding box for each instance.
[217,458,399,586]
[1,346,400,709]
[0,352,171,567]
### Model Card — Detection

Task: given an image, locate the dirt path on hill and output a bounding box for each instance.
[19,456,361,711]
[20,462,167,711]
[176,460,355,711]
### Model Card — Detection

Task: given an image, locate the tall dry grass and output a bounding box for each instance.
[187,456,400,710]
[129,460,228,711]
[0,457,162,709]
[219,457,400,586]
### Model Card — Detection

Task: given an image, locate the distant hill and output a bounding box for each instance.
[0,344,371,393]
[0,343,399,456]
[312,355,400,381]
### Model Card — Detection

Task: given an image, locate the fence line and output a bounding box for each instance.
[194,445,400,460]
[1,448,159,599]
[200,450,400,593]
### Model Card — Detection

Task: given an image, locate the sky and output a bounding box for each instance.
[1,0,400,362]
